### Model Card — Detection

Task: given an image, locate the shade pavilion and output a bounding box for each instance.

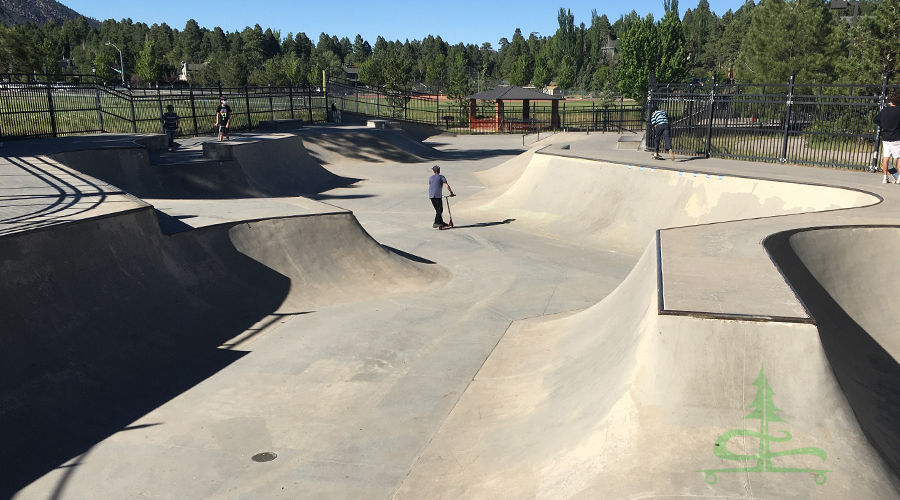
[465,86,564,132]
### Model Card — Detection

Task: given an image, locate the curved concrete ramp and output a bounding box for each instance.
[461,153,878,252]
[49,135,354,199]
[0,206,447,498]
[396,242,898,498]
[767,227,900,479]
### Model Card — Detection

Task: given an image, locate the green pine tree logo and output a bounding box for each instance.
[699,364,829,485]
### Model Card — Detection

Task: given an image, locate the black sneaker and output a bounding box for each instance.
[433,223,441,228]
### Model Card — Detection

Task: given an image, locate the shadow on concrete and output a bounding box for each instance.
[445,219,516,230]
[438,149,523,162]
[308,193,378,201]
[49,137,360,200]
[382,245,437,264]
[0,209,293,498]
[154,210,196,234]
[765,230,900,480]
[0,157,122,237]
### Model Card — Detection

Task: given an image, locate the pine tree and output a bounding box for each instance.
[508,54,530,86]
[837,0,900,83]
[683,0,716,72]
[737,0,839,83]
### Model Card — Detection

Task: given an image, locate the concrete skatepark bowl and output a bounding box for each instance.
[1,126,899,499]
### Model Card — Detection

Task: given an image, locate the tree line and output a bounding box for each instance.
[0,0,898,101]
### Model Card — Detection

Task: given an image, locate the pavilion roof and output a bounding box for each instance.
[466,86,564,101]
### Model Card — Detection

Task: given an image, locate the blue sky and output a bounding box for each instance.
[63,0,748,47]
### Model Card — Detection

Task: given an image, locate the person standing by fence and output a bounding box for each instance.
[215,96,232,141]
[650,106,674,161]
[160,105,180,152]
[875,95,900,183]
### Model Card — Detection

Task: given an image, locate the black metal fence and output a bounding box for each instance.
[648,75,898,170]
[328,81,645,134]
[0,74,330,140]
[0,74,645,141]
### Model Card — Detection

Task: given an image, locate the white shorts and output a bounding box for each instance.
[883,140,900,158]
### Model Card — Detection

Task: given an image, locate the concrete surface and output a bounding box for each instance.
[49,133,355,199]
[0,155,146,236]
[2,126,900,499]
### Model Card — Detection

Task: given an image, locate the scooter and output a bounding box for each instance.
[439,194,456,230]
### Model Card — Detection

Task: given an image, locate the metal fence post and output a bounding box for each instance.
[644,87,654,150]
[307,85,313,123]
[289,84,294,119]
[95,75,104,133]
[268,84,274,121]
[245,86,253,130]
[156,86,164,132]
[189,84,199,136]
[45,70,58,138]
[705,75,717,158]
[129,88,138,134]
[780,73,795,164]
[872,70,890,171]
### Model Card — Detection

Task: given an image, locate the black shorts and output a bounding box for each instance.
[219,125,229,133]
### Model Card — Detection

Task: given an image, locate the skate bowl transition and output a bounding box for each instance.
[2,128,900,499]
[392,145,900,498]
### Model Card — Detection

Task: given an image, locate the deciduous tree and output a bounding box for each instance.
[617,13,658,100]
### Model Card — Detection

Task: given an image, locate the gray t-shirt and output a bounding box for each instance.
[429,174,447,198]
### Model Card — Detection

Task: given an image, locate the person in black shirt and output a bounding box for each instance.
[215,96,232,141]
[874,94,900,183]
[160,105,180,152]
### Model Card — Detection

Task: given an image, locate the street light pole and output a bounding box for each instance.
[105,42,125,86]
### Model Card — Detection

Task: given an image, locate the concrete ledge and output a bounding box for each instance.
[258,119,304,131]
[616,135,642,150]
[367,119,401,130]
[202,141,234,160]
[134,134,167,152]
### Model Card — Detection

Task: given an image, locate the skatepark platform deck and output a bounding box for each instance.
[0,155,146,236]
[540,140,890,322]
[3,129,900,499]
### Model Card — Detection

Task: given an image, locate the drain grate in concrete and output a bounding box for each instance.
[251,452,277,462]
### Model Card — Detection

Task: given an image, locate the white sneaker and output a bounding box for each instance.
[884,177,891,184]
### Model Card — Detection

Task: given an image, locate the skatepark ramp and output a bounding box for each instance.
[460,151,878,253]
[396,241,898,498]
[394,146,898,498]
[0,202,448,497]
[767,227,900,480]
[49,134,355,199]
